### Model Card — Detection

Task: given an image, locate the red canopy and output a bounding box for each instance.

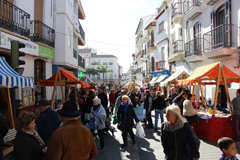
[80,81,90,88]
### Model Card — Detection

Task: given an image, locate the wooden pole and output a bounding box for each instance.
[199,84,205,105]
[65,87,70,102]
[74,86,79,108]
[6,88,14,128]
[192,85,195,94]
[221,67,232,114]
[51,72,59,109]
[58,71,65,104]
[213,66,221,115]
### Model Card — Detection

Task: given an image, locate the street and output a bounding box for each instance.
[94,112,240,160]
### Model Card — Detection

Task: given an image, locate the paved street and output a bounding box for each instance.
[94,112,240,160]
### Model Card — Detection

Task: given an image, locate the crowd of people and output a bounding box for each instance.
[0,86,239,160]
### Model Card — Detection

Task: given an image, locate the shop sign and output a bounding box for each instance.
[152,71,170,77]
[38,45,54,59]
[0,31,38,56]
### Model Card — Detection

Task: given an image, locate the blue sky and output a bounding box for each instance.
[80,0,162,72]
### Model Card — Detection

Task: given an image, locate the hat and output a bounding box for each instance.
[57,101,82,117]
[35,99,51,107]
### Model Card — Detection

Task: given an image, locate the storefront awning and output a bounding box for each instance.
[177,62,240,86]
[154,75,168,84]
[0,57,34,88]
[149,77,158,83]
[160,71,190,87]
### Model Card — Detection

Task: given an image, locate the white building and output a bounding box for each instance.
[121,70,132,86]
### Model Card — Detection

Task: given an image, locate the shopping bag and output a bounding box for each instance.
[136,109,146,121]
[113,116,118,125]
[136,122,145,138]
[136,105,144,115]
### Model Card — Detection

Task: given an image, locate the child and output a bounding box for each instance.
[217,137,238,160]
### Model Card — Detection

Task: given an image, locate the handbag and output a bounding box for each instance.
[84,113,90,121]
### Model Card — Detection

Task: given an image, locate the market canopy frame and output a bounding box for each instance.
[177,62,240,115]
[160,71,190,87]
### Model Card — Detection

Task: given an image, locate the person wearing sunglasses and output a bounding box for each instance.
[117,95,140,147]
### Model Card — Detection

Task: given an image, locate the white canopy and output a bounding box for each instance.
[160,71,190,87]
[149,77,158,86]
[154,75,168,84]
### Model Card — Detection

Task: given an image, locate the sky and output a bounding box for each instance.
[80,0,162,73]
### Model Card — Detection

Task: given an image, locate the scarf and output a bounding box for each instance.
[221,152,239,160]
[123,102,129,113]
[22,129,45,147]
[93,104,100,111]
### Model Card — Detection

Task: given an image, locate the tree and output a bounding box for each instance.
[96,64,113,85]
[84,68,97,78]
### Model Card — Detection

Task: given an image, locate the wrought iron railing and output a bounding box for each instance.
[30,20,55,47]
[78,21,85,41]
[203,24,232,51]
[172,2,182,19]
[147,40,155,49]
[73,49,77,59]
[78,55,85,68]
[0,0,30,37]
[185,37,203,57]
[173,40,184,53]
[183,0,202,14]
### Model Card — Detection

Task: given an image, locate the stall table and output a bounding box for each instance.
[192,110,234,142]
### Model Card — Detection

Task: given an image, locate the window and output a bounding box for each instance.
[103,59,107,65]
[73,49,77,59]
[92,59,96,65]
[34,59,46,102]
[158,21,164,34]
[109,59,113,65]
[97,59,100,64]
[151,56,155,72]
[67,29,71,47]
[171,32,175,43]
[109,74,113,79]
[109,66,113,71]
[85,59,89,68]
[193,21,202,55]
[85,54,89,57]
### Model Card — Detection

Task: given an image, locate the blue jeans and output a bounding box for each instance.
[146,111,153,127]
[155,109,164,129]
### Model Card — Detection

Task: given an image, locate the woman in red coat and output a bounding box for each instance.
[109,89,115,114]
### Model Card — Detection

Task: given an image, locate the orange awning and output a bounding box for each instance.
[39,69,80,87]
[177,62,240,86]
[80,81,90,88]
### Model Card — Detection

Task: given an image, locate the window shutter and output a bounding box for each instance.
[210,10,215,50]
[225,0,232,47]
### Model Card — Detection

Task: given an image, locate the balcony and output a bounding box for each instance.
[78,21,85,46]
[203,24,235,59]
[156,61,167,71]
[171,2,183,24]
[136,31,143,45]
[173,40,184,53]
[0,0,30,38]
[78,55,85,68]
[202,0,218,5]
[147,40,156,50]
[183,0,203,21]
[185,37,203,57]
[30,20,55,48]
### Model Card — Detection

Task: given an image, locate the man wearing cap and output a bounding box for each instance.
[46,101,97,160]
[36,99,61,147]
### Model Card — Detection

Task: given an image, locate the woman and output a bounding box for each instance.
[89,97,106,152]
[161,105,200,160]
[109,89,115,114]
[82,89,96,124]
[173,91,186,114]
[14,111,45,160]
[117,95,140,147]
[183,93,196,126]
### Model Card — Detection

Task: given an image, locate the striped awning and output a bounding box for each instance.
[0,57,35,88]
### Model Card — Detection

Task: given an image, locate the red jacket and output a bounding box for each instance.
[109,93,115,104]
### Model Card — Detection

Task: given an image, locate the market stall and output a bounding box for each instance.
[0,56,35,155]
[39,69,82,108]
[160,71,190,87]
[123,81,140,88]
[149,77,158,86]
[177,62,240,141]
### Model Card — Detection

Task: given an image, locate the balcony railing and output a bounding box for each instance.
[30,20,55,47]
[172,2,182,19]
[147,40,155,49]
[156,61,166,70]
[78,21,85,41]
[0,0,30,37]
[73,49,77,59]
[78,55,85,68]
[203,24,232,52]
[183,0,202,14]
[173,40,184,53]
[185,37,203,57]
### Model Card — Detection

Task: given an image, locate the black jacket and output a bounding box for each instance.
[129,93,137,108]
[83,96,94,114]
[161,121,200,160]
[98,92,108,107]
[168,92,178,105]
[14,132,44,160]
[117,104,139,127]
[152,96,166,110]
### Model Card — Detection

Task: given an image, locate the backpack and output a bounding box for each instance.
[0,113,9,137]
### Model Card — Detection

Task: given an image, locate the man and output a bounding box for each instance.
[167,87,177,105]
[140,88,145,102]
[152,91,166,131]
[230,89,240,143]
[115,87,121,100]
[36,99,62,147]
[46,101,97,160]
[98,87,108,108]
[129,89,137,108]
[114,90,132,115]
[144,90,153,128]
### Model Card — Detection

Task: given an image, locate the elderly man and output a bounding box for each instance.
[167,87,177,105]
[230,89,240,143]
[36,99,61,147]
[46,101,97,160]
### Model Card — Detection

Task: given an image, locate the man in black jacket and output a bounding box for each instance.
[128,89,137,108]
[167,87,177,105]
[152,91,166,131]
[115,87,121,101]
[98,87,108,108]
